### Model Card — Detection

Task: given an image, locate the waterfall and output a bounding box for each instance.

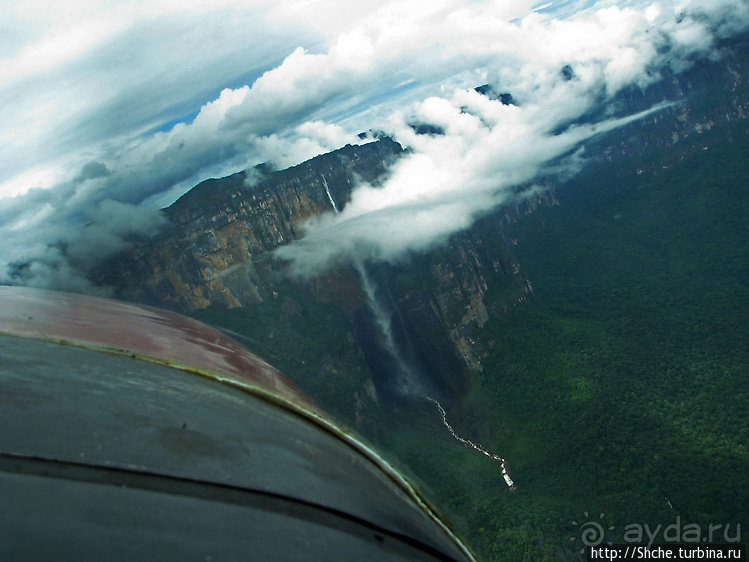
[322,175,428,398]
[318,173,514,486]
[426,397,516,490]
[355,259,429,397]
[322,175,339,213]
[321,172,426,397]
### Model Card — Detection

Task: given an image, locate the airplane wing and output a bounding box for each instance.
[0,286,474,561]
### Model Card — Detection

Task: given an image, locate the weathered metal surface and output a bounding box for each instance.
[0,286,476,561]
[0,285,315,412]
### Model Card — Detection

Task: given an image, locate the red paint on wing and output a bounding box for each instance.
[0,286,318,412]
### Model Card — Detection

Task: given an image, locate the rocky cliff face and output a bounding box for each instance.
[586,33,749,165]
[96,133,544,411]
[96,34,749,422]
[98,138,404,312]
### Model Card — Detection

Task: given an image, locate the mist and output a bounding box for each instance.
[2,0,748,291]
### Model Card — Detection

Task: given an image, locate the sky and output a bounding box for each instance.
[1,0,748,291]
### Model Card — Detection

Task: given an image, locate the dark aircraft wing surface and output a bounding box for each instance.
[0,286,474,561]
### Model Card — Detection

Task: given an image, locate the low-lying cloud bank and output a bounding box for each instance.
[277,102,669,276]
[1,0,748,291]
[276,0,749,277]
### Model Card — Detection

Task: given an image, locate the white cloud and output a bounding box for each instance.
[250,122,362,169]
[1,0,747,290]
[0,0,313,197]
[276,91,669,276]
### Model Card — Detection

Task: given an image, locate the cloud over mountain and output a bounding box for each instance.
[2,0,748,289]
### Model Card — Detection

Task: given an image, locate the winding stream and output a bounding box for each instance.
[322,173,515,489]
[426,397,515,490]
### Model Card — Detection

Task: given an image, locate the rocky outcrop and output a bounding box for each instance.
[95,132,544,411]
[585,33,749,165]
[97,138,403,312]
[94,34,749,418]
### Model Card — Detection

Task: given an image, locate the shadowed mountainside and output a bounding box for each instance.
[89,34,749,561]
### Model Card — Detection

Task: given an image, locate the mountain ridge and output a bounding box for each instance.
[93,34,749,417]
[86,35,749,561]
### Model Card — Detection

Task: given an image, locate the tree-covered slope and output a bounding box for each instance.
[382,120,749,560]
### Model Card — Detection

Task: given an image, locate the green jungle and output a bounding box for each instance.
[194,119,749,560]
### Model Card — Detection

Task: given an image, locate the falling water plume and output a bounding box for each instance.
[355,261,430,397]
[321,172,429,398]
[322,175,339,213]
[321,172,513,482]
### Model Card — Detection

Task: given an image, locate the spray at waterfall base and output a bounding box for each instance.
[325,173,515,489]
[352,261,515,490]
